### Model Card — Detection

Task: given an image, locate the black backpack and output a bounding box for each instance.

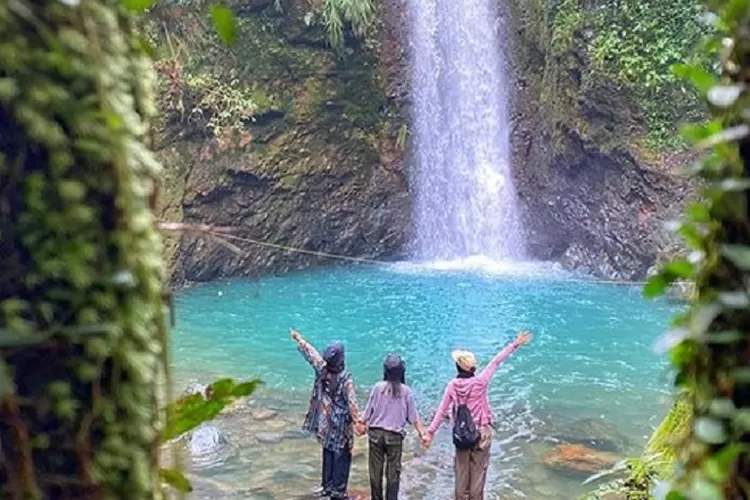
[452,390,480,450]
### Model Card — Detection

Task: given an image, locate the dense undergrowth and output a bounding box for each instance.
[517,0,711,152]
[622,0,750,497]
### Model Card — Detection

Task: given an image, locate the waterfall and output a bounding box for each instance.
[407,0,525,262]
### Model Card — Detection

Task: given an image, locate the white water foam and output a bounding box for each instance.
[386,255,570,278]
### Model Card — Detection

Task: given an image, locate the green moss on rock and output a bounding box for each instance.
[148,0,408,283]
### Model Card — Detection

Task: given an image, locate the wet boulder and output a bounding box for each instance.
[187,424,229,457]
[538,415,630,453]
[542,444,619,474]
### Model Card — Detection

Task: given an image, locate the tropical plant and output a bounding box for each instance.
[644,0,750,497]
[583,395,692,499]
[320,0,376,47]
[159,378,261,493]
[582,455,670,500]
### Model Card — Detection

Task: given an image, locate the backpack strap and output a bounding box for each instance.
[452,383,474,417]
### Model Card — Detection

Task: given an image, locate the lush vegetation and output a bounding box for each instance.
[6,0,738,497]
[584,396,692,499]
[642,0,750,496]
[160,0,376,47]
[589,0,710,149]
[321,0,376,47]
[519,0,711,151]
[0,0,260,496]
[0,0,167,496]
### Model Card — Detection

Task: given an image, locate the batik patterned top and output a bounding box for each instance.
[298,339,359,450]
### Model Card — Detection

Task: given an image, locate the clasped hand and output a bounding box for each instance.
[420,432,432,449]
[355,421,367,437]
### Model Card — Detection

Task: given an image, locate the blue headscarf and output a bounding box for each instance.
[323,342,345,373]
[321,342,345,396]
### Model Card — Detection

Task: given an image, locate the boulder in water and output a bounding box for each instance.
[187,424,229,456]
[539,415,629,452]
[182,383,209,398]
[281,429,309,440]
[542,444,619,474]
[256,432,285,444]
[252,408,279,421]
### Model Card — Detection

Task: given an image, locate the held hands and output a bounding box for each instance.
[355,421,367,437]
[514,330,532,347]
[420,431,432,449]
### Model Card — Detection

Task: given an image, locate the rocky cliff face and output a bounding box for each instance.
[153,0,701,285]
[506,0,700,279]
[150,1,410,285]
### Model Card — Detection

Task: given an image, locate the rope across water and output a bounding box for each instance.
[205,232,668,288]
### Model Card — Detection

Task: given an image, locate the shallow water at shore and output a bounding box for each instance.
[167,386,669,499]
[169,264,678,499]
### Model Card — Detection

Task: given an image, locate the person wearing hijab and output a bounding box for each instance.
[422,331,532,500]
[356,354,426,500]
[292,328,360,499]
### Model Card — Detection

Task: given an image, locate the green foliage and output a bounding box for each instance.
[0,2,261,497]
[163,378,261,441]
[0,0,166,496]
[582,454,671,500]
[644,0,750,496]
[321,0,375,47]
[584,396,692,499]
[644,395,693,464]
[123,0,158,11]
[159,377,260,493]
[522,0,710,151]
[589,0,711,149]
[160,467,193,493]
[590,1,706,91]
[396,123,409,150]
[210,5,238,45]
[550,0,584,55]
[181,72,258,139]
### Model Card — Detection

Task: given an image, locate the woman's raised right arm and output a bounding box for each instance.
[476,330,533,384]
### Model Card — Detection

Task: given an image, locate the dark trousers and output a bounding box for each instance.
[368,428,404,500]
[322,446,352,498]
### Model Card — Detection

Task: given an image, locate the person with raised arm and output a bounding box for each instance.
[291,328,360,500]
[422,331,533,500]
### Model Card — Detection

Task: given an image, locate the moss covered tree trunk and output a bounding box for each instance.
[0,0,167,498]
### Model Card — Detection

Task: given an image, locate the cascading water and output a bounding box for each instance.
[407,0,525,262]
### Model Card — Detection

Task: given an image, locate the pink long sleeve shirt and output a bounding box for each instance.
[427,343,519,436]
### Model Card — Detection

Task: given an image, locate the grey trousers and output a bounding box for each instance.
[454,425,493,500]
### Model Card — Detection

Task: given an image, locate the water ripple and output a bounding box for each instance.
[172,266,680,499]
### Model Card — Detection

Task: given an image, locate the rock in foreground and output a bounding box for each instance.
[188,425,229,456]
[542,444,619,474]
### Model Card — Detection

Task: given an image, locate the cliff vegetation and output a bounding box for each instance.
[148,0,409,285]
